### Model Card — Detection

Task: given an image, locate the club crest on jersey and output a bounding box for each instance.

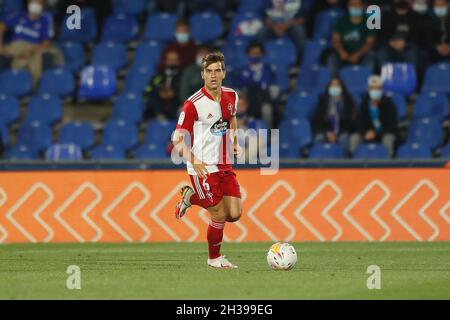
[210,118,228,136]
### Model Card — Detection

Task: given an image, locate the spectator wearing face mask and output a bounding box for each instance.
[233,42,276,127]
[159,19,197,70]
[144,50,183,120]
[313,77,356,153]
[327,0,377,76]
[350,75,398,157]
[179,45,210,101]
[0,0,64,86]
[427,0,450,61]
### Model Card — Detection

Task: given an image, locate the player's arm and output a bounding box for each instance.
[172,101,209,179]
[230,96,242,158]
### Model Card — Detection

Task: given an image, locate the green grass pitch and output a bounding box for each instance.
[1,242,449,299]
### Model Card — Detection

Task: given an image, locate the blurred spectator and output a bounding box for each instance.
[235,90,266,162]
[427,0,450,61]
[327,0,376,76]
[411,0,431,15]
[144,50,182,120]
[258,0,307,58]
[159,19,197,70]
[313,76,356,153]
[0,0,64,86]
[350,75,398,156]
[233,42,275,126]
[179,45,210,101]
[378,0,424,71]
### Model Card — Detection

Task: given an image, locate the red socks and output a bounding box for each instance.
[207,220,225,259]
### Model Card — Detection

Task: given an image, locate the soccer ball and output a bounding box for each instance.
[267,242,297,271]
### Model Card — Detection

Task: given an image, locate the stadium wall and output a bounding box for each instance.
[0,165,449,243]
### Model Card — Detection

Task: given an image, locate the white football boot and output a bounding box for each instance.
[174,186,195,219]
[207,255,238,269]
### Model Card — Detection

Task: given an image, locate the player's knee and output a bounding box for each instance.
[227,206,242,223]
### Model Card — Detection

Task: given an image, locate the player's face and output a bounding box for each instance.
[202,62,226,90]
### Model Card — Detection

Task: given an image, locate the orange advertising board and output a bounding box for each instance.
[0,168,449,243]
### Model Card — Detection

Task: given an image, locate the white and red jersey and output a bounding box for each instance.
[176,86,239,175]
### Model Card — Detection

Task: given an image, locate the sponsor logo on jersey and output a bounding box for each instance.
[210,118,229,136]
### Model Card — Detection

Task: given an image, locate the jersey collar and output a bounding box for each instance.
[202,86,222,102]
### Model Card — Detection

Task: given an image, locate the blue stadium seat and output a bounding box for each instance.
[353,143,389,159]
[17,121,53,152]
[441,142,450,158]
[422,62,450,95]
[133,41,163,70]
[339,65,372,97]
[296,65,331,95]
[111,93,144,124]
[228,13,263,41]
[407,117,444,150]
[220,40,249,71]
[6,144,39,160]
[60,121,95,151]
[38,68,75,98]
[386,92,407,120]
[412,92,449,121]
[91,144,126,160]
[381,63,417,96]
[237,0,270,14]
[123,65,156,94]
[78,65,117,100]
[103,119,138,151]
[248,119,269,131]
[190,12,223,44]
[59,8,97,43]
[396,142,432,159]
[101,14,139,43]
[112,0,146,15]
[56,41,85,72]
[146,119,177,147]
[144,13,178,42]
[0,125,8,146]
[134,143,168,159]
[0,69,32,97]
[0,94,19,126]
[309,143,345,159]
[25,94,62,125]
[301,39,329,70]
[45,143,83,161]
[92,42,127,72]
[284,92,318,121]
[313,8,345,41]
[279,118,312,158]
[264,37,297,67]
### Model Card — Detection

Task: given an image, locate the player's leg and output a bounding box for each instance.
[174,175,210,219]
[206,200,237,268]
[222,196,242,223]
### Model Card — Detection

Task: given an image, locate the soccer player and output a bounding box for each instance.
[172,52,242,269]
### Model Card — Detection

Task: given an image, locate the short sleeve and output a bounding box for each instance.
[176,100,198,133]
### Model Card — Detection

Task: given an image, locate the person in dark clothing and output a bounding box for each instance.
[350,75,398,157]
[313,76,356,154]
[426,0,450,61]
[159,19,197,70]
[144,50,182,120]
[377,0,423,70]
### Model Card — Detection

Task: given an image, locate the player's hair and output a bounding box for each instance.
[200,51,226,72]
